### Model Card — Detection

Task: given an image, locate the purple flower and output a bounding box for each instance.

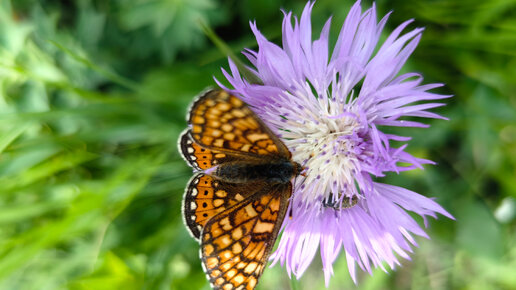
[217,0,453,286]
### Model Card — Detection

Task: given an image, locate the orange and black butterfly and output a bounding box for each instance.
[178,89,302,290]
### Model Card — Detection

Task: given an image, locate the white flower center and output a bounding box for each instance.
[277,88,367,206]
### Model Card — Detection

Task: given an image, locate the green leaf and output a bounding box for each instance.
[456,198,504,259]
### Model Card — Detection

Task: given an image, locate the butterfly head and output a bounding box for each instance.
[293,161,305,177]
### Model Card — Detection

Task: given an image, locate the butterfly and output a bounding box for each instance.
[178,89,302,290]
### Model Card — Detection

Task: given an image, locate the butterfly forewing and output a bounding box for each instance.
[188,90,290,159]
[200,182,291,290]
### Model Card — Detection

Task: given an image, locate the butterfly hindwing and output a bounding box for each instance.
[183,173,265,240]
[200,182,291,290]
[188,90,291,159]
[179,130,246,171]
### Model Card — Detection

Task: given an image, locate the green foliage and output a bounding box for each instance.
[0,0,515,289]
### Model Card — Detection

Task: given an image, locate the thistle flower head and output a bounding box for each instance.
[217,0,453,285]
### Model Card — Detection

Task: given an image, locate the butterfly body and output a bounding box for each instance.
[179,89,301,290]
[214,160,301,184]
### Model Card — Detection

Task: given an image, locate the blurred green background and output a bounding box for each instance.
[0,0,515,289]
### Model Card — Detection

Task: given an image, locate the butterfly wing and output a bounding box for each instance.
[200,182,291,290]
[179,130,251,171]
[183,173,269,240]
[187,90,291,159]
